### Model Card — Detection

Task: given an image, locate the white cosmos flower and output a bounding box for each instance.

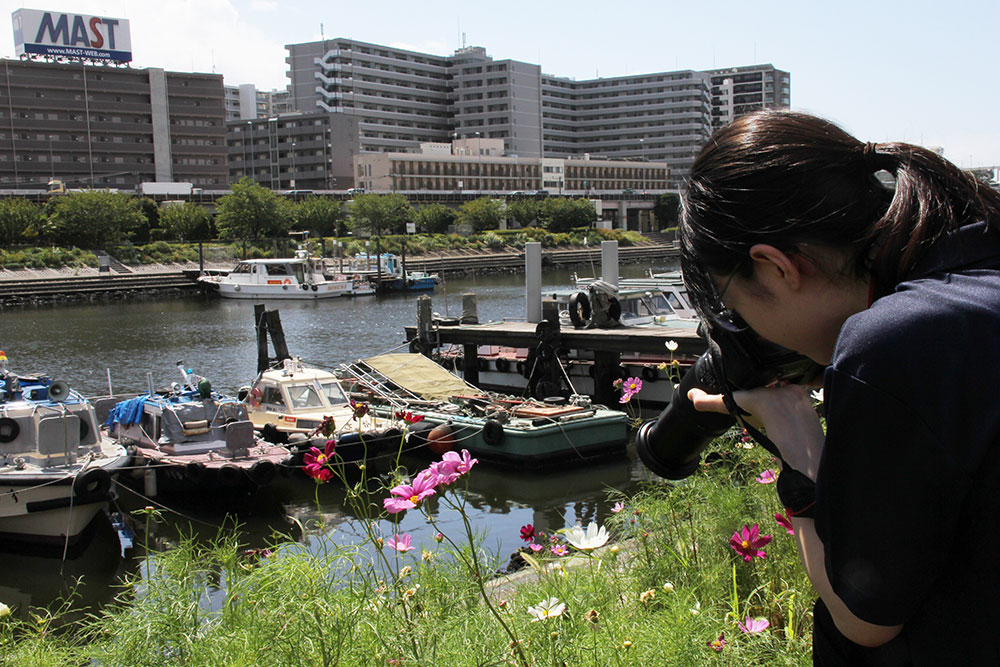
[563,522,610,551]
[665,340,679,351]
[0,602,9,618]
[528,597,566,622]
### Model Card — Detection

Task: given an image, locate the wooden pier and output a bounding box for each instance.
[404,319,705,407]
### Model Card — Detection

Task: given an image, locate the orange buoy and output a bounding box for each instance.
[426,424,455,455]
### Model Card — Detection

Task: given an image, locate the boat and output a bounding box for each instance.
[338,353,631,467]
[347,252,440,292]
[242,357,402,465]
[0,358,130,545]
[198,246,373,299]
[103,363,292,493]
[573,270,698,320]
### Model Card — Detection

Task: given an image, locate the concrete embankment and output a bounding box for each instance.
[0,243,679,307]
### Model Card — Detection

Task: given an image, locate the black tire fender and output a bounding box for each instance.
[0,417,19,443]
[568,291,591,328]
[482,419,505,446]
[73,467,111,502]
[495,357,510,373]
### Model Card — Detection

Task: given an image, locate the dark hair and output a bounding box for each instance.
[680,110,1000,316]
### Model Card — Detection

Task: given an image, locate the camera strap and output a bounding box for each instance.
[735,415,817,519]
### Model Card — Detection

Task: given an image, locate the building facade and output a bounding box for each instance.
[284,38,785,190]
[704,64,790,129]
[0,58,226,189]
[224,83,293,121]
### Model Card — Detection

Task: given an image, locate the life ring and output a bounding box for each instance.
[250,459,276,486]
[568,291,591,328]
[185,461,207,483]
[283,278,291,285]
[641,366,658,383]
[352,274,362,281]
[495,358,510,373]
[0,417,19,443]
[482,419,505,446]
[73,467,111,502]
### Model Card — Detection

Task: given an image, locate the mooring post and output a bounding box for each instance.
[601,240,619,288]
[463,343,480,386]
[593,349,621,407]
[525,241,542,323]
[198,242,204,274]
[416,294,433,356]
[461,293,479,324]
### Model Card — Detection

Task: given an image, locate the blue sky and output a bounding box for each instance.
[4,0,998,166]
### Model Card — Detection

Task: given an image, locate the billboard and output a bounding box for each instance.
[12,9,132,63]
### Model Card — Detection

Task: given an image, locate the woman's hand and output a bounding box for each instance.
[688,384,825,480]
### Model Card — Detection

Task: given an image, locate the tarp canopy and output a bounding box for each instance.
[362,353,478,401]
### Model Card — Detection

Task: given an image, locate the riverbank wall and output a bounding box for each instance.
[0,243,680,307]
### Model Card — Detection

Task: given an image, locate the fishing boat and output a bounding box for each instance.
[347,253,440,292]
[242,357,401,465]
[338,353,630,467]
[0,356,130,545]
[198,247,370,299]
[103,364,292,493]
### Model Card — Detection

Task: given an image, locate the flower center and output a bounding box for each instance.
[317,454,327,464]
[741,540,751,549]
[409,494,421,505]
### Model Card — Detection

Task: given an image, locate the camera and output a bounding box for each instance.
[634,321,824,480]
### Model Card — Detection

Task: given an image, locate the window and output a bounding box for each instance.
[260,385,285,408]
[287,383,323,409]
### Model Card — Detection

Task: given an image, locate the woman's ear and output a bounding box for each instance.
[748,244,806,290]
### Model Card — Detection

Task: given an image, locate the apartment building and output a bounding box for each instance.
[224,84,293,121]
[704,65,790,129]
[284,38,788,190]
[0,58,226,189]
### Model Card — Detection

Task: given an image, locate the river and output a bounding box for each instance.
[0,261,677,619]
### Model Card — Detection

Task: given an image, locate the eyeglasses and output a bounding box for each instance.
[707,259,749,332]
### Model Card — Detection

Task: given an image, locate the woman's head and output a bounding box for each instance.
[680,110,1000,323]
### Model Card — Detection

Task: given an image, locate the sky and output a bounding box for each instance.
[3,0,998,167]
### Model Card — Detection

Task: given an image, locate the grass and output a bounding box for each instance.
[0,429,814,666]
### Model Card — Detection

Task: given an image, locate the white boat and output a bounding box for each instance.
[199,247,369,299]
[0,360,130,546]
[572,270,698,320]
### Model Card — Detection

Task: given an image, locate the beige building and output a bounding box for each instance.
[353,141,668,194]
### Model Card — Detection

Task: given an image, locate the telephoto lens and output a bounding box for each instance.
[633,352,735,479]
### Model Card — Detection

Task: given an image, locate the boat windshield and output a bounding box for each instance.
[286,382,324,410]
[320,381,348,406]
[293,264,305,284]
[231,263,251,274]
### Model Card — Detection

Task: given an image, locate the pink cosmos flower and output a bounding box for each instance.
[619,377,642,404]
[550,544,569,557]
[394,411,424,424]
[529,543,544,552]
[738,617,770,634]
[775,513,795,535]
[611,501,626,513]
[429,449,478,485]
[303,440,336,482]
[434,532,444,543]
[730,523,772,562]
[612,377,624,389]
[755,469,778,484]
[386,534,414,552]
[707,633,727,652]
[383,469,438,514]
[520,524,536,542]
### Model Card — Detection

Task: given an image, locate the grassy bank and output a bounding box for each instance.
[0,424,813,666]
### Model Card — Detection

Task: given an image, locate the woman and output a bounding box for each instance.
[680,110,1000,665]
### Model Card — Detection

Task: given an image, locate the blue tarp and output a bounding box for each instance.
[104,395,149,428]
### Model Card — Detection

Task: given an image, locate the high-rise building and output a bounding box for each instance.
[224,84,293,121]
[0,58,227,189]
[284,38,788,190]
[704,65,790,129]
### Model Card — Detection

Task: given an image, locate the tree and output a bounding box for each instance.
[653,193,681,228]
[133,196,160,243]
[0,199,43,245]
[506,199,539,228]
[295,196,344,237]
[348,193,413,236]
[215,177,294,241]
[414,203,457,234]
[458,197,505,232]
[159,202,211,241]
[539,198,597,232]
[46,190,145,248]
